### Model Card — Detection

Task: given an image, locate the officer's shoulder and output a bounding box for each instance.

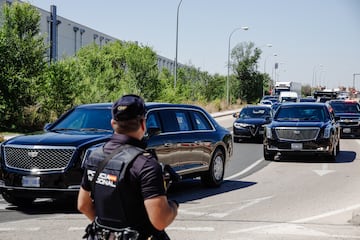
[140,150,155,159]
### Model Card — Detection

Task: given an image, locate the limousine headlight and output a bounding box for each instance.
[265,126,273,139]
[323,125,332,138]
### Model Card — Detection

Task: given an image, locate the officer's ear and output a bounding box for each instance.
[140,118,146,131]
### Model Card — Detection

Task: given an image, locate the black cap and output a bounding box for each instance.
[112,94,146,121]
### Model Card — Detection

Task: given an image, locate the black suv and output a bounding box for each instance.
[328,100,360,138]
[263,102,340,161]
[0,103,233,206]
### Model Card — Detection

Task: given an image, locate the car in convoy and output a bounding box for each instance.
[263,102,340,161]
[232,105,272,142]
[0,102,233,206]
[299,97,316,102]
[259,100,273,106]
[328,99,360,138]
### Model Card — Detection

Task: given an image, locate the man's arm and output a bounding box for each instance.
[77,187,96,221]
[144,195,178,231]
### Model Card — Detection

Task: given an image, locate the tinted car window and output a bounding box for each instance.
[190,110,212,130]
[53,108,113,131]
[331,102,360,113]
[240,107,271,119]
[146,112,161,129]
[175,111,191,131]
[276,106,326,121]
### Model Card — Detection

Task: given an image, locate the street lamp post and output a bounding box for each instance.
[263,53,277,96]
[226,26,249,105]
[353,73,360,90]
[174,0,183,89]
[312,64,323,92]
[263,53,277,74]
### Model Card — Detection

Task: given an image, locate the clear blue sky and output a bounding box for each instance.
[28,0,360,90]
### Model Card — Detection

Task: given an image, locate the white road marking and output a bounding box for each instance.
[208,196,273,218]
[179,196,272,218]
[230,203,360,237]
[0,228,16,231]
[225,158,263,180]
[68,227,86,231]
[291,203,360,223]
[312,163,336,176]
[167,226,214,232]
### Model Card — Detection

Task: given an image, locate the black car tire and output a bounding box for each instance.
[201,148,224,187]
[336,140,340,154]
[263,145,275,161]
[1,191,35,207]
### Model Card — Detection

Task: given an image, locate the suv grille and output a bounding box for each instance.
[339,118,360,127]
[275,127,320,141]
[3,145,76,172]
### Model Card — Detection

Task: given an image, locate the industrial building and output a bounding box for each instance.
[0,0,177,73]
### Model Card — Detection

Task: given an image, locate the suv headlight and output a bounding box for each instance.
[234,122,249,128]
[323,125,332,138]
[265,126,273,139]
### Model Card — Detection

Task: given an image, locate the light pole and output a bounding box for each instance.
[312,64,323,91]
[263,53,277,73]
[353,73,360,90]
[226,26,249,105]
[264,53,277,96]
[174,0,183,89]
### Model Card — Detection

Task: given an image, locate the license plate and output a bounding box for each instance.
[291,143,303,150]
[343,128,351,133]
[22,176,40,187]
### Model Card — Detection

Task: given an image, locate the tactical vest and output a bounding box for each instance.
[85,144,146,228]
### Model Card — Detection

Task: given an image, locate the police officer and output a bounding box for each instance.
[77,94,178,240]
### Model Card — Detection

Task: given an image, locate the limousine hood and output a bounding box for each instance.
[3,131,111,147]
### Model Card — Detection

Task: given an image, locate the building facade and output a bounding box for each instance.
[0,0,176,73]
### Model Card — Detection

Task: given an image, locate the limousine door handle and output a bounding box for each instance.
[164,143,173,147]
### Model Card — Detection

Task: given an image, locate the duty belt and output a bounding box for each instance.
[83,218,139,240]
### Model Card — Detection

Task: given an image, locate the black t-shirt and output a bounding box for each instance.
[80,134,166,238]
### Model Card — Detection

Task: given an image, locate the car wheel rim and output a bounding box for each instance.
[213,154,224,180]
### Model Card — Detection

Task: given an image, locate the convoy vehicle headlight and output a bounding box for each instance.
[323,125,332,138]
[234,122,249,128]
[266,126,273,139]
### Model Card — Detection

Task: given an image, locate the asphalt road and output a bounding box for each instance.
[1,114,360,239]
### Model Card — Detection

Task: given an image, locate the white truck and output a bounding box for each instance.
[279,91,298,102]
[274,81,302,97]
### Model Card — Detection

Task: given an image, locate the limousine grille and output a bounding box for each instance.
[3,144,76,172]
[275,127,320,141]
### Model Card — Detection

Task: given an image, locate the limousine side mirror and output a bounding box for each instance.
[144,127,161,140]
[43,123,53,131]
[233,112,239,118]
[265,116,272,122]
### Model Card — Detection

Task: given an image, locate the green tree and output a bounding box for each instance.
[230,42,263,104]
[0,1,47,130]
[301,84,312,97]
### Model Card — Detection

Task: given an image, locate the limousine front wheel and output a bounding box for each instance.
[201,148,224,187]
